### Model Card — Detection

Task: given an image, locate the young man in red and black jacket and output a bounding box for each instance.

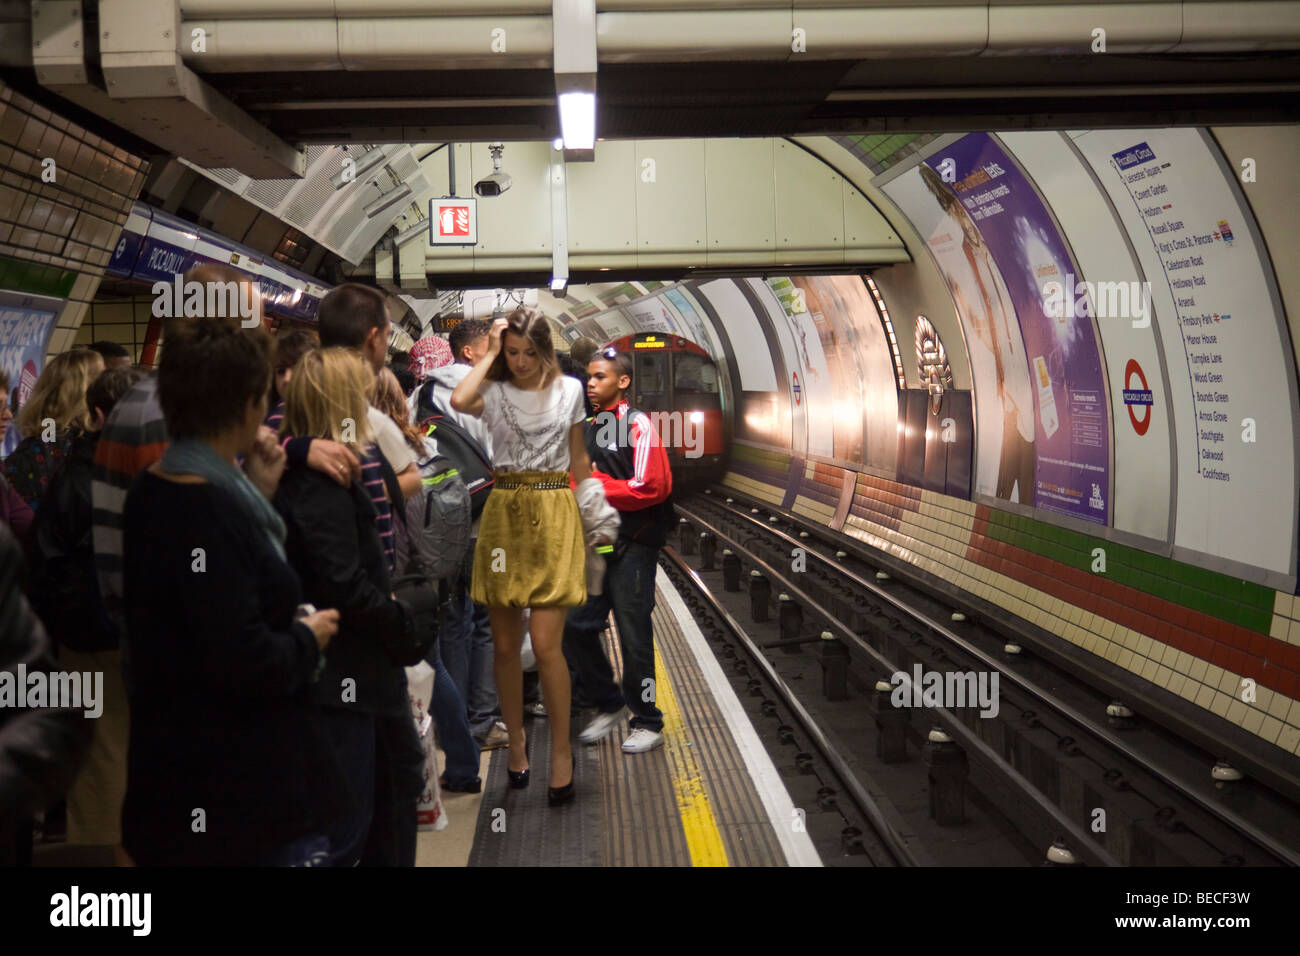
[563,349,674,753]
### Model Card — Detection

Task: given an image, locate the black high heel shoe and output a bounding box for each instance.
[507,733,529,789]
[547,759,575,807]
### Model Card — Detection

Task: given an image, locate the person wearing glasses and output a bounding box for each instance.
[563,348,673,753]
[450,308,617,806]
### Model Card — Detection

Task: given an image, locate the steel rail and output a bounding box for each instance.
[660,545,917,867]
[674,504,1120,867]
[692,494,1300,867]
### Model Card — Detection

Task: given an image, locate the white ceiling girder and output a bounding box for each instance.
[37,0,305,178]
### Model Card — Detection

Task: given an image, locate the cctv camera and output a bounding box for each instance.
[474,172,513,197]
[475,143,511,197]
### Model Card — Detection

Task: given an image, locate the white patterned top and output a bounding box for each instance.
[480,375,586,472]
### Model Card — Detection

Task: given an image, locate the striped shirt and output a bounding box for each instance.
[362,446,395,572]
[92,374,168,630]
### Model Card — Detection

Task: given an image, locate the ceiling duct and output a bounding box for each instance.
[180,144,434,265]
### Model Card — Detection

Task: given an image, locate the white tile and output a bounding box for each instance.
[1241,706,1265,735]
[1267,692,1292,721]
[1210,693,1232,717]
[1226,700,1248,726]
[1276,725,1300,756]
[1257,715,1283,745]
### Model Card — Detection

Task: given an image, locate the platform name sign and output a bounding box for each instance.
[430,198,478,245]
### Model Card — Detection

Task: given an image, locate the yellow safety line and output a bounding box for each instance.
[652,643,730,867]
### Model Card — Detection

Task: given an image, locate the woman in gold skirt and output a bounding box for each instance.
[451,308,615,805]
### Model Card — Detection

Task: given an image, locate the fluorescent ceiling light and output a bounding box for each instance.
[550,276,567,291]
[331,146,387,189]
[364,183,413,219]
[559,92,595,151]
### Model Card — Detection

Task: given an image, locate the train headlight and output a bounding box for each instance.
[689,411,704,424]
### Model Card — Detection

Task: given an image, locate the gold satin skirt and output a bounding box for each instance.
[471,471,587,608]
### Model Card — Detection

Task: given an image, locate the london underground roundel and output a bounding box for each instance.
[1122,358,1154,436]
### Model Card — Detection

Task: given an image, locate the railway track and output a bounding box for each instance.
[664,489,1299,867]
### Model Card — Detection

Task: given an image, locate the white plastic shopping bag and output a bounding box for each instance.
[405,661,449,832]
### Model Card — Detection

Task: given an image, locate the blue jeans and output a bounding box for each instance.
[425,639,481,788]
[562,540,664,733]
[439,586,499,740]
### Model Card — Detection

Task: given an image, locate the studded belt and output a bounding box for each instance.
[495,472,569,490]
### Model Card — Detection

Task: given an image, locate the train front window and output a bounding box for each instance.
[674,354,719,394]
[635,352,667,398]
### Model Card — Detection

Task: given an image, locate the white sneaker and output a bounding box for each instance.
[578,708,625,744]
[621,728,664,753]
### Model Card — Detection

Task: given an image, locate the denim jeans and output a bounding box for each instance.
[425,639,481,789]
[562,540,664,733]
[438,586,499,740]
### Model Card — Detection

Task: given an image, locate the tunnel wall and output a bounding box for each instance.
[572,125,1300,765]
[0,83,149,455]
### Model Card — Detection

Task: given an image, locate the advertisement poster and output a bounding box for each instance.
[941,133,1111,524]
[786,276,899,471]
[1075,128,1297,577]
[0,301,60,457]
[883,161,1038,507]
[884,135,1113,523]
[663,287,723,360]
[764,277,834,458]
[623,298,676,335]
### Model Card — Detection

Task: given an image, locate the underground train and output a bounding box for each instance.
[602,332,727,487]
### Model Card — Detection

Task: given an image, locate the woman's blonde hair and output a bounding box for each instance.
[280,346,374,449]
[370,367,423,454]
[16,348,104,439]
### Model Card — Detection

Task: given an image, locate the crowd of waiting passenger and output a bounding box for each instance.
[1,264,674,866]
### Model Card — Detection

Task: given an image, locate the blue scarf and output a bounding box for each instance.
[159,437,287,561]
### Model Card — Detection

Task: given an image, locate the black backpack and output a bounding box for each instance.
[415,388,494,520]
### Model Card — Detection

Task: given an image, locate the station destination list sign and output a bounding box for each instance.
[1074,128,1297,578]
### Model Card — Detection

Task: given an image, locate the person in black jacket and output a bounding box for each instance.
[121,317,346,866]
[275,347,426,867]
[30,364,141,854]
[0,521,92,866]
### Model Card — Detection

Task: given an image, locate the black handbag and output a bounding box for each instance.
[387,574,447,667]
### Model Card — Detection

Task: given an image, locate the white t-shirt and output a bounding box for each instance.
[367,405,416,473]
[480,375,586,472]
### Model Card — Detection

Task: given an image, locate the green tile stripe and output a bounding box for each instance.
[731,443,791,471]
[0,254,76,299]
[981,509,1274,633]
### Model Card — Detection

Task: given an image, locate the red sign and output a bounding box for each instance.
[1122,359,1153,436]
[792,371,802,405]
[439,205,470,237]
[430,198,477,245]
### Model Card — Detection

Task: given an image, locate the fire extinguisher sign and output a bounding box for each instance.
[430,198,478,245]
